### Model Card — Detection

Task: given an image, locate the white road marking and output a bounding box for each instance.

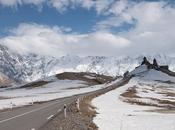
[0,101,61,124]
[31,128,35,130]
[47,115,54,120]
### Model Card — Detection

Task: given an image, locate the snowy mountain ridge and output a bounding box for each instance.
[1,44,175,83]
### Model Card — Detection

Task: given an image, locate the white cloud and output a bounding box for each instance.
[48,0,111,13]
[81,0,94,10]
[0,0,114,14]
[0,23,130,57]
[109,0,128,15]
[94,1,175,55]
[0,0,45,7]
[48,0,69,12]
[93,0,114,14]
[0,0,175,57]
[0,0,21,6]
[123,1,175,55]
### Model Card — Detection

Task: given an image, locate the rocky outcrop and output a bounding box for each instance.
[141,57,151,66]
[140,57,175,77]
[141,57,163,70]
[153,58,158,68]
[0,72,13,87]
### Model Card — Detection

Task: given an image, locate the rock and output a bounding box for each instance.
[141,57,151,67]
[153,58,158,68]
[123,71,129,77]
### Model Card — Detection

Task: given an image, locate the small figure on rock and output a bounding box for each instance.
[141,57,151,66]
[153,58,158,69]
[123,71,129,78]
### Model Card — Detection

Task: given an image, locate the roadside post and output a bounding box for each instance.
[10,102,13,110]
[31,99,34,105]
[76,98,80,112]
[64,104,67,118]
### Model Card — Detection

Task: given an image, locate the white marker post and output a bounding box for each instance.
[64,104,67,118]
[10,102,13,110]
[76,98,80,112]
[31,99,34,105]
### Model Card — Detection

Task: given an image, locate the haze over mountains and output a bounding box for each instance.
[1,44,175,83]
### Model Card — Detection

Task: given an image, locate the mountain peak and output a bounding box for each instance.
[1,44,175,83]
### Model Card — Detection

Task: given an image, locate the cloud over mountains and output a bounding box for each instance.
[0,0,175,57]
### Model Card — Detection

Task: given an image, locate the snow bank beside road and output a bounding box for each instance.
[0,79,108,110]
[92,79,175,130]
[92,60,175,130]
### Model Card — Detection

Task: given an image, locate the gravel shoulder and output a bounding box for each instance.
[39,77,131,130]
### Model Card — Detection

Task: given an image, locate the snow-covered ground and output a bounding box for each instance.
[92,66,175,130]
[0,75,109,110]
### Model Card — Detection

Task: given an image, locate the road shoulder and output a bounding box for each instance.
[39,93,100,130]
[39,78,131,130]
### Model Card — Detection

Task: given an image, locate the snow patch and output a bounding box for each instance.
[0,79,110,110]
[92,79,175,130]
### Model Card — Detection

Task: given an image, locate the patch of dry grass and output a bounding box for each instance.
[20,81,50,89]
[120,86,140,98]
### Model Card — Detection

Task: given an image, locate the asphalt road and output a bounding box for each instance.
[0,95,81,130]
[0,78,129,130]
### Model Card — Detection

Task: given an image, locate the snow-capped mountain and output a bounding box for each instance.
[1,44,175,83]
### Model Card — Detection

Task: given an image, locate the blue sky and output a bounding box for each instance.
[0,0,175,57]
[0,5,105,35]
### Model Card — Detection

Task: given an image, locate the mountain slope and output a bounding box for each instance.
[0,72,113,110]
[0,72,13,87]
[1,44,175,83]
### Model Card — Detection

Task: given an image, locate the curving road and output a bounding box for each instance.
[0,78,128,130]
[0,96,79,130]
